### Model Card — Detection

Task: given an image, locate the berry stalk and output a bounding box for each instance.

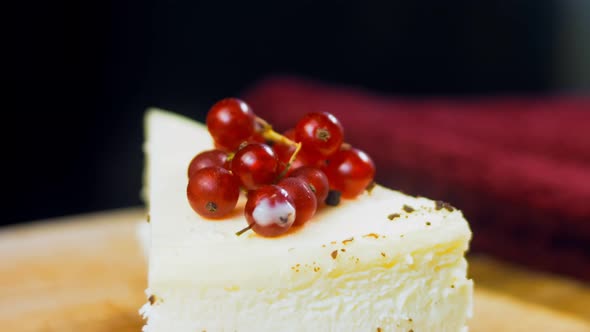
[274,142,302,181]
[256,116,302,181]
[235,224,252,236]
[255,117,298,146]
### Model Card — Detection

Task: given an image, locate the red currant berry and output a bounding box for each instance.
[272,142,309,176]
[231,143,278,190]
[248,132,267,144]
[283,128,296,140]
[187,149,228,178]
[295,112,344,159]
[323,147,375,199]
[289,166,330,204]
[278,177,317,226]
[245,185,295,237]
[187,166,240,218]
[206,98,257,151]
[214,133,265,151]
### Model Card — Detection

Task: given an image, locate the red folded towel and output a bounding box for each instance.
[242,76,590,280]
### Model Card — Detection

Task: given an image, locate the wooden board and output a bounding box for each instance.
[1,209,588,332]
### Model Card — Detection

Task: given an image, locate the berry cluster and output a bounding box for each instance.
[186,98,375,237]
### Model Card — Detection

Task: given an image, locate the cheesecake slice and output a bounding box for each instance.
[140,109,473,332]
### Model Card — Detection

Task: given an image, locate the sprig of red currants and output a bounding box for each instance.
[186,97,375,237]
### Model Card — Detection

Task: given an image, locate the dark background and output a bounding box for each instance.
[4,1,588,225]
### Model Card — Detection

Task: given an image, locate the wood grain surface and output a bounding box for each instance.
[1,209,588,332]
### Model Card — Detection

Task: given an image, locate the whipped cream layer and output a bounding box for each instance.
[141,109,473,331]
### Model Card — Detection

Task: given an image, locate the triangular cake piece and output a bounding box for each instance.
[140,109,473,332]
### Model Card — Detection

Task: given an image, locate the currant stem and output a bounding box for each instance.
[275,142,302,182]
[226,151,235,162]
[255,116,303,182]
[256,117,297,146]
[235,224,253,236]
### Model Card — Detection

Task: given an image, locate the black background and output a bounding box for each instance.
[5,1,563,225]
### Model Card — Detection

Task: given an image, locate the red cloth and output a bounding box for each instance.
[242,76,590,280]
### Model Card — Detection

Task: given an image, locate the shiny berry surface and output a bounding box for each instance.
[295,112,344,159]
[206,98,257,151]
[245,185,295,237]
[271,129,297,163]
[247,132,267,144]
[272,142,309,176]
[283,128,296,140]
[289,166,330,204]
[323,147,375,199]
[187,149,228,178]
[187,166,240,218]
[278,177,317,226]
[231,143,278,190]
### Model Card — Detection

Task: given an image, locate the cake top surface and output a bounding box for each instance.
[145,109,471,287]
[146,109,467,244]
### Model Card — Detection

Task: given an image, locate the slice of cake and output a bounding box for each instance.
[140,108,473,331]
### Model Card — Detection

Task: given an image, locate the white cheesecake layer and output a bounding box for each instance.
[141,109,473,331]
[141,248,471,331]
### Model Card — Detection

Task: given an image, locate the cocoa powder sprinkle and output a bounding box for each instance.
[435,200,455,212]
[366,181,376,194]
[342,237,354,245]
[388,213,401,220]
[331,250,338,259]
[402,205,415,213]
[148,294,159,305]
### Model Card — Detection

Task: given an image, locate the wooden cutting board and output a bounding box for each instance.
[1,209,588,332]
